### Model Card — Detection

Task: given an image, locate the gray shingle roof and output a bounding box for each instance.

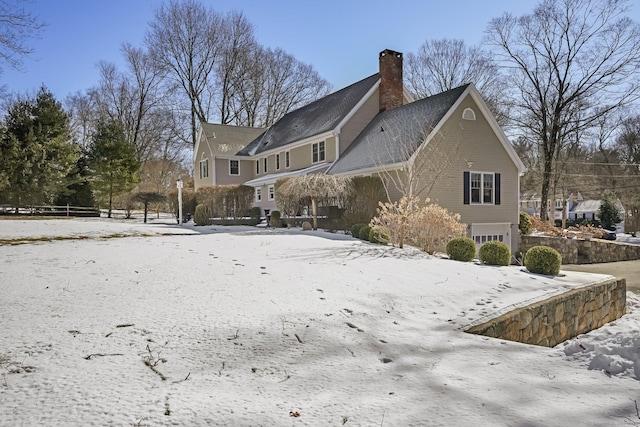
[236,74,380,156]
[327,84,470,175]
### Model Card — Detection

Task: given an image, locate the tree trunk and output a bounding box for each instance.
[143,202,148,223]
[540,155,553,222]
[311,197,318,230]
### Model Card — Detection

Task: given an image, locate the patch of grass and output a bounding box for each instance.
[0,233,157,246]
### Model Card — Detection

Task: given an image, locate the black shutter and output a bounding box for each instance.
[463,171,470,205]
[495,173,501,205]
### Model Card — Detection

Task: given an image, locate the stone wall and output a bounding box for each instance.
[466,278,626,347]
[519,235,640,264]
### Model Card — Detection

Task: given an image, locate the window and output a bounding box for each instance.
[285,151,290,168]
[229,159,239,176]
[462,107,476,121]
[464,171,500,205]
[199,156,209,179]
[255,188,262,202]
[264,158,268,173]
[268,185,275,201]
[312,141,325,163]
[256,160,260,175]
[276,153,281,170]
[482,173,494,203]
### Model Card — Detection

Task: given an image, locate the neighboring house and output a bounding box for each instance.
[519,191,626,232]
[194,49,526,252]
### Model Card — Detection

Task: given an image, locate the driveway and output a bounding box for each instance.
[561,259,640,294]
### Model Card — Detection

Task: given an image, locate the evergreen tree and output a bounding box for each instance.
[598,192,623,230]
[88,119,140,218]
[0,86,78,209]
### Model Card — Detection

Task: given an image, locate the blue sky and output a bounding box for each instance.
[4,0,640,101]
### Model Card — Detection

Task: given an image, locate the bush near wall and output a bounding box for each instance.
[479,241,511,266]
[524,245,562,276]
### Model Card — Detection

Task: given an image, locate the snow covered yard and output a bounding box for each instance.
[0,218,639,426]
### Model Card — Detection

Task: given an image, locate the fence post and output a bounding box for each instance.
[67,204,70,217]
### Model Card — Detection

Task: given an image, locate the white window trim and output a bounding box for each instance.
[462,107,476,121]
[199,154,209,179]
[312,141,326,163]
[255,187,262,202]
[229,159,240,176]
[470,171,494,205]
[285,151,290,169]
[264,157,268,173]
[276,153,281,171]
[268,184,275,201]
[256,160,260,175]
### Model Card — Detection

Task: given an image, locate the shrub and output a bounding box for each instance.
[369,226,390,245]
[358,225,371,241]
[249,207,261,225]
[524,245,561,276]
[519,212,532,235]
[479,240,511,266]
[370,196,466,252]
[351,223,367,237]
[269,210,282,228]
[446,237,476,262]
[194,204,211,226]
[301,221,313,231]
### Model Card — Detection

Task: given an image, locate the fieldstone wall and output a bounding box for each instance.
[466,278,626,347]
[519,235,640,264]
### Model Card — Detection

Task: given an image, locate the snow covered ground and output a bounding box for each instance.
[0,217,639,426]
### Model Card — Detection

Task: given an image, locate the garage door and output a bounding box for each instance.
[471,223,511,250]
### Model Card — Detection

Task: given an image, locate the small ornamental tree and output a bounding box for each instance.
[277,175,353,230]
[130,192,166,223]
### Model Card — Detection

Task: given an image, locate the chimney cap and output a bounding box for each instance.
[380,49,402,58]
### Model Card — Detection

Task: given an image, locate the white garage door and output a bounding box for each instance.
[471,223,511,250]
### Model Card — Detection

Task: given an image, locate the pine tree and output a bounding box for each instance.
[598,192,623,230]
[88,119,140,218]
[0,86,78,209]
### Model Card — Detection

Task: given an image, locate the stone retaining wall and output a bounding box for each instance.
[466,278,626,347]
[519,235,640,264]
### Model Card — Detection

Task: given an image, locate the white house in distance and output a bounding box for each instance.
[520,191,625,232]
[194,49,526,251]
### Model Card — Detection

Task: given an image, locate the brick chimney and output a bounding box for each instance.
[379,49,403,112]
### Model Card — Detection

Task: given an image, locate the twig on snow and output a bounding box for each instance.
[84,353,124,360]
[294,333,303,344]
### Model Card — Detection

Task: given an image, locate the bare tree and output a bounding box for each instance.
[259,48,331,127]
[145,0,223,147]
[405,39,507,125]
[215,11,258,125]
[0,0,44,72]
[375,121,464,204]
[486,0,640,221]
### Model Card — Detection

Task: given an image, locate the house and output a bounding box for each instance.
[193,122,265,189]
[519,191,626,232]
[194,49,526,251]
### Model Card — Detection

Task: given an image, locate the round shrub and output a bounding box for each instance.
[194,204,211,226]
[358,225,371,241]
[524,245,561,276]
[369,227,390,245]
[301,221,313,231]
[479,240,511,266]
[446,237,476,262]
[269,210,282,228]
[519,212,532,235]
[351,223,366,237]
